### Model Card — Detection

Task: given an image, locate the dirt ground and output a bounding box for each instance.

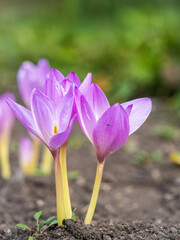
[0,100,180,239]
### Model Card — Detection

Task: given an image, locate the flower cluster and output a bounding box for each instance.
[7,59,152,225]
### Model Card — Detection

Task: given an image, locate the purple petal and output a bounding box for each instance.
[31,89,55,144]
[93,103,129,162]
[47,68,65,84]
[0,93,15,136]
[79,72,92,96]
[121,98,152,135]
[77,95,96,142]
[86,83,110,120]
[19,137,33,166]
[61,79,73,95]
[66,72,81,87]
[44,77,63,104]
[17,61,37,107]
[56,85,75,132]
[6,98,43,142]
[37,59,50,76]
[49,115,76,151]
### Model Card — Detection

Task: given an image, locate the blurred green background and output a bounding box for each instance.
[1,0,180,103]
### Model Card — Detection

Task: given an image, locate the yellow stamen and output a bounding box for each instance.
[54,125,58,134]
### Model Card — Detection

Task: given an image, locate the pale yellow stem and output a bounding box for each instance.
[54,149,66,226]
[40,146,53,175]
[27,137,40,174]
[60,143,72,219]
[84,161,104,224]
[0,135,11,179]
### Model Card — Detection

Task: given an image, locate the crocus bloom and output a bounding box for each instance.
[19,137,33,174]
[0,92,15,179]
[76,83,152,224]
[17,59,50,108]
[77,83,152,163]
[7,85,76,225]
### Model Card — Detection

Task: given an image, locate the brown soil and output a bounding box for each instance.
[0,101,180,239]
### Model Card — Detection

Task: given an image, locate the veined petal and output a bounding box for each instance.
[93,103,129,162]
[61,79,73,95]
[56,85,75,132]
[86,83,110,120]
[78,95,96,142]
[121,97,152,135]
[66,72,81,87]
[44,77,63,104]
[6,98,43,142]
[79,72,92,96]
[31,89,55,144]
[47,68,65,84]
[49,115,76,151]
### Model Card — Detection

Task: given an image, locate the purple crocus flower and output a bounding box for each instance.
[17,59,50,108]
[7,83,76,224]
[0,92,15,179]
[7,85,76,152]
[19,137,33,173]
[0,93,15,137]
[77,83,152,163]
[77,83,152,224]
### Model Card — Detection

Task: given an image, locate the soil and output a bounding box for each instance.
[0,100,180,239]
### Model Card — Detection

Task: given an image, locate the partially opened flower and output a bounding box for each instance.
[19,137,33,174]
[76,83,152,224]
[17,59,50,174]
[17,59,50,108]
[0,92,15,179]
[7,85,76,225]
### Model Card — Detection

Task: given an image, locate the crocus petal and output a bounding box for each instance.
[6,98,43,142]
[47,68,65,84]
[49,115,77,151]
[37,59,50,77]
[31,89,55,144]
[77,95,96,142]
[121,97,152,135]
[17,61,36,107]
[56,85,75,132]
[86,83,110,120]
[44,77,63,104]
[66,72,81,87]
[78,72,92,96]
[61,79,73,95]
[93,103,129,162]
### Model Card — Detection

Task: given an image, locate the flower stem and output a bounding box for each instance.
[84,160,104,224]
[28,137,40,174]
[40,146,52,175]
[60,143,72,219]
[0,135,11,179]
[54,149,65,226]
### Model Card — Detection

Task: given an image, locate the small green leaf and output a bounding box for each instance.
[71,212,76,220]
[45,216,55,224]
[16,224,30,230]
[68,170,80,180]
[28,237,34,240]
[39,220,45,229]
[33,211,43,220]
[49,220,58,227]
